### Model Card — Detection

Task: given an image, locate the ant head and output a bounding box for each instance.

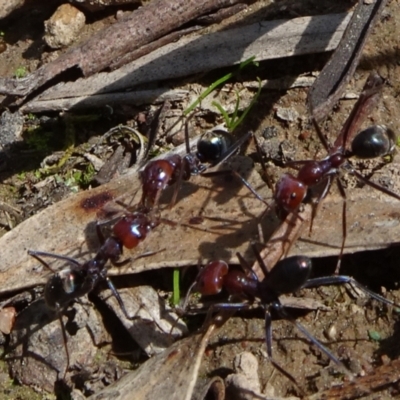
[141,156,183,207]
[112,212,154,249]
[274,174,307,214]
[195,260,229,296]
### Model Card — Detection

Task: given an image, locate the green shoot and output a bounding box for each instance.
[212,77,262,132]
[172,268,181,306]
[183,56,258,116]
[14,66,27,79]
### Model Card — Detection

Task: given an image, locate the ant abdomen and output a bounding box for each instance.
[112,212,157,249]
[196,130,234,163]
[45,267,94,312]
[263,256,312,295]
[351,125,396,159]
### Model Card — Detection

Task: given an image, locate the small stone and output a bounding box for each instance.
[0,307,16,334]
[276,106,299,123]
[44,4,86,49]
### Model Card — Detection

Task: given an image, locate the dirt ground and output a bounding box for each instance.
[1,0,400,399]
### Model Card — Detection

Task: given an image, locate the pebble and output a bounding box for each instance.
[44,4,86,49]
[276,106,299,123]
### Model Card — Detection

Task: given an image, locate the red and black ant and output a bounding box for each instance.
[274,72,399,265]
[27,208,159,374]
[140,126,263,210]
[183,250,400,380]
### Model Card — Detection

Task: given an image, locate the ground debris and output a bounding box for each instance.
[306,357,400,400]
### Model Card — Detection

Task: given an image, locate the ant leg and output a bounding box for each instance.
[57,313,70,379]
[264,308,273,358]
[104,277,132,320]
[351,168,400,201]
[309,176,333,236]
[180,279,199,313]
[229,169,272,209]
[186,302,248,329]
[311,116,331,153]
[28,250,80,270]
[236,252,259,281]
[251,244,271,278]
[112,249,165,268]
[303,276,400,308]
[209,131,253,167]
[335,178,347,274]
[112,258,131,267]
[264,307,303,391]
[96,222,107,245]
[202,168,271,209]
[169,159,186,209]
[272,300,353,379]
[252,132,274,190]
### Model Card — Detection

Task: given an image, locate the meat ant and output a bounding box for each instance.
[274,72,399,266]
[140,125,264,211]
[27,208,159,375]
[183,250,400,381]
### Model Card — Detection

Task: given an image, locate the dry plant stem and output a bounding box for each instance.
[0,0,244,100]
[308,0,388,122]
[252,205,311,281]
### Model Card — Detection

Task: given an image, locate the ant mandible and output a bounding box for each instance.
[28,207,159,374]
[183,250,400,381]
[274,72,399,266]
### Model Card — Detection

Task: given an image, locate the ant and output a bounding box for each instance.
[183,250,400,381]
[140,125,263,210]
[274,72,399,266]
[27,208,159,375]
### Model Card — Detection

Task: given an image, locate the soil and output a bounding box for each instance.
[1,0,400,399]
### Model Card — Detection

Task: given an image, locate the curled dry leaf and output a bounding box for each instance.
[88,313,232,400]
[192,375,225,400]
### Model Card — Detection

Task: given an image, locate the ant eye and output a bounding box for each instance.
[290,193,296,199]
